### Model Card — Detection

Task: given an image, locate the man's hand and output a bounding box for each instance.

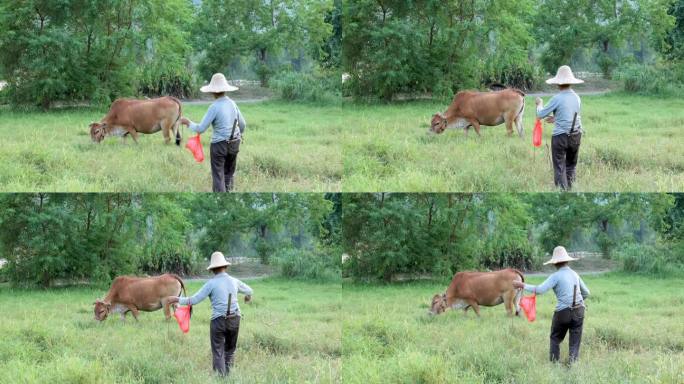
[535,97,543,106]
[167,296,180,305]
[512,281,525,289]
[545,116,555,124]
[244,295,252,303]
[180,117,191,126]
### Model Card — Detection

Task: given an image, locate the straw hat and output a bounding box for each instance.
[543,246,578,265]
[207,251,232,270]
[200,73,238,93]
[546,65,584,85]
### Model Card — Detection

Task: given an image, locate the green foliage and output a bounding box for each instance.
[342,194,537,282]
[193,0,334,86]
[0,0,195,108]
[615,62,684,96]
[343,0,538,100]
[0,193,339,286]
[616,243,684,276]
[343,193,681,282]
[270,70,341,102]
[276,247,340,281]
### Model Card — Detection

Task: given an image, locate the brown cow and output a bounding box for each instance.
[429,89,525,137]
[93,274,186,322]
[89,96,182,145]
[429,268,524,317]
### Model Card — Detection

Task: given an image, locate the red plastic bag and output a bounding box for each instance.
[533,118,543,147]
[520,294,536,322]
[185,134,204,163]
[173,305,192,333]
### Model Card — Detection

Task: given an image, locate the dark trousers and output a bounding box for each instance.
[551,133,581,190]
[210,315,240,376]
[210,141,239,192]
[550,306,585,363]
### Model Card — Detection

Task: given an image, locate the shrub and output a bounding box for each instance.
[615,243,684,276]
[480,60,543,91]
[275,247,340,281]
[270,71,341,103]
[614,63,684,96]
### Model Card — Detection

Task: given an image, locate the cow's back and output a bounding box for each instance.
[448,89,524,123]
[447,269,522,303]
[103,97,180,131]
[106,274,182,310]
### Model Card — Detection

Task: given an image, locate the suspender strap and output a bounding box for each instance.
[570,112,578,134]
[229,119,238,141]
[572,284,577,308]
[226,293,232,317]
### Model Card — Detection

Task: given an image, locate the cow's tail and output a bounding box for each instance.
[170,96,182,146]
[512,268,525,283]
[515,90,525,137]
[170,273,187,297]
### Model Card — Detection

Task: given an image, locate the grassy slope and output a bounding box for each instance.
[342,94,684,192]
[342,274,684,384]
[0,279,341,384]
[0,102,342,192]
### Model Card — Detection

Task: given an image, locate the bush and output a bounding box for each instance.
[270,71,341,103]
[614,63,684,96]
[480,60,543,91]
[615,243,684,276]
[275,247,340,281]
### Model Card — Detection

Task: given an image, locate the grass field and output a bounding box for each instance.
[342,93,684,192]
[2,93,683,192]
[0,279,341,384]
[342,273,684,384]
[0,102,342,192]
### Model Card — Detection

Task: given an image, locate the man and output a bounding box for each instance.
[180,73,246,192]
[168,251,253,376]
[535,65,584,190]
[512,246,590,364]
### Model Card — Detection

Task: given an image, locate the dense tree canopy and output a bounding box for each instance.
[342,193,683,282]
[0,193,339,287]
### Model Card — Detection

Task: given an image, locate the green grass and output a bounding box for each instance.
[342,273,684,383]
[342,93,684,191]
[0,279,341,384]
[0,101,342,192]
[2,93,683,192]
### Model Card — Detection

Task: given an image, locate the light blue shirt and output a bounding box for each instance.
[178,273,253,320]
[523,266,590,312]
[189,97,246,144]
[536,89,582,136]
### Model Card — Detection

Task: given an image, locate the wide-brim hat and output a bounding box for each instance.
[543,246,579,265]
[546,65,584,85]
[207,251,232,270]
[200,73,239,93]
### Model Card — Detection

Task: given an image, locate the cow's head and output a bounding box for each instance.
[93,299,111,321]
[429,113,447,134]
[89,122,107,143]
[429,293,448,315]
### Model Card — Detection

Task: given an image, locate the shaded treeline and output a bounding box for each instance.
[342,0,684,100]
[0,0,341,108]
[342,193,684,282]
[0,193,341,287]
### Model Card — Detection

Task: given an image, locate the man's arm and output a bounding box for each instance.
[188,104,217,134]
[523,273,557,294]
[178,280,213,306]
[579,277,590,298]
[536,95,559,118]
[237,279,253,296]
[236,104,246,134]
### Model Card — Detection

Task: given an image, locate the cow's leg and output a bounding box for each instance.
[515,109,524,138]
[129,130,140,144]
[162,297,172,320]
[504,291,515,316]
[468,119,481,136]
[466,300,481,317]
[514,289,523,316]
[126,305,140,321]
[504,112,516,136]
[162,118,172,144]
